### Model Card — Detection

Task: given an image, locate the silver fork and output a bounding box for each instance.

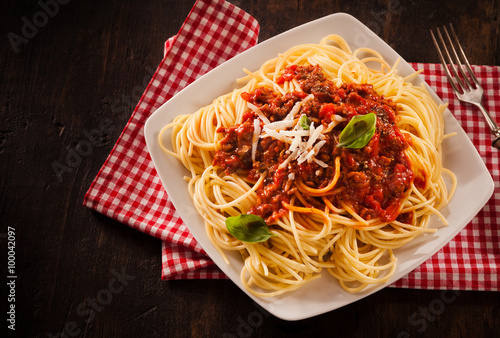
[430,24,500,150]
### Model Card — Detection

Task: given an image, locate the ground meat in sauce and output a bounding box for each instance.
[214,64,416,225]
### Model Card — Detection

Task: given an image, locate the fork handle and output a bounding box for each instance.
[475,103,500,150]
[493,136,500,150]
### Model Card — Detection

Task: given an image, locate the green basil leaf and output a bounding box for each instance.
[337,112,377,149]
[226,214,276,243]
[299,114,311,130]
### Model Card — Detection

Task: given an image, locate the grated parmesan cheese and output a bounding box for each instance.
[323,115,346,133]
[313,158,328,168]
[253,93,335,169]
[247,102,270,124]
[279,148,298,169]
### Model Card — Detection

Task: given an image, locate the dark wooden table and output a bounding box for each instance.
[1,0,499,337]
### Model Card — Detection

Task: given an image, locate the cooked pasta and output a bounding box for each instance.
[159,35,456,296]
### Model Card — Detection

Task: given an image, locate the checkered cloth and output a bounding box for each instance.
[393,63,500,290]
[83,0,258,277]
[84,0,499,290]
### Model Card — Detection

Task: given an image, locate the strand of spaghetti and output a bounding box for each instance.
[240,263,321,297]
[359,226,429,250]
[255,244,313,276]
[337,60,370,84]
[442,168,457,200]
[158,122,182,159]
[336,234,397,276]
[331,246,385,284]
[335,249,397,293]
[244,241,266,274]
[285,203,323,273]
[242,253,318,288]
[322,195,344,214]
[320,34,352,54]
[292,212,333,242]
[205,224,232,264]
[403,68,424,82]
[269,228,302,261]
[282,201,331,227]
[273,217,329,255]
[352,47,386,64]
[318,227,345,262]
[400,195,438,213]
[296,156,341,196]
[199,167,265,210]
[391,219,437,232]
[339,201,370,227]
[323,196,387,230]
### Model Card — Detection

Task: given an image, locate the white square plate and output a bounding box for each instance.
[145,13,494,320]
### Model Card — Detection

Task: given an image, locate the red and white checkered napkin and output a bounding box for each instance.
[392,63,500,290]
[84,1,499,289]
[83,0,258,279]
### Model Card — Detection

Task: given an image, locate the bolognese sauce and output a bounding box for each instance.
[213,65,416,225]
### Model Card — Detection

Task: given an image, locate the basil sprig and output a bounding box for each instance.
[225,214,276,243]
[299,114,311,130]
[337,113,377,149]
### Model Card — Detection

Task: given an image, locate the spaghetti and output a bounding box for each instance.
[159,35,456,296]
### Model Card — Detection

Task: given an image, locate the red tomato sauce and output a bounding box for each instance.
[213,65,416,224]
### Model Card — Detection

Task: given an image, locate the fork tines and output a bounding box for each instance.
[430,24,481,95]
[431,24,500,149]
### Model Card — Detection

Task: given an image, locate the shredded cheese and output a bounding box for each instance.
[251,93,333,169]
[279,149,299,169]
[323,115,345,133]
[247,102,270,124]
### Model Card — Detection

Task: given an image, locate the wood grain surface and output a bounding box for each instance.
[1,0,499,337]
